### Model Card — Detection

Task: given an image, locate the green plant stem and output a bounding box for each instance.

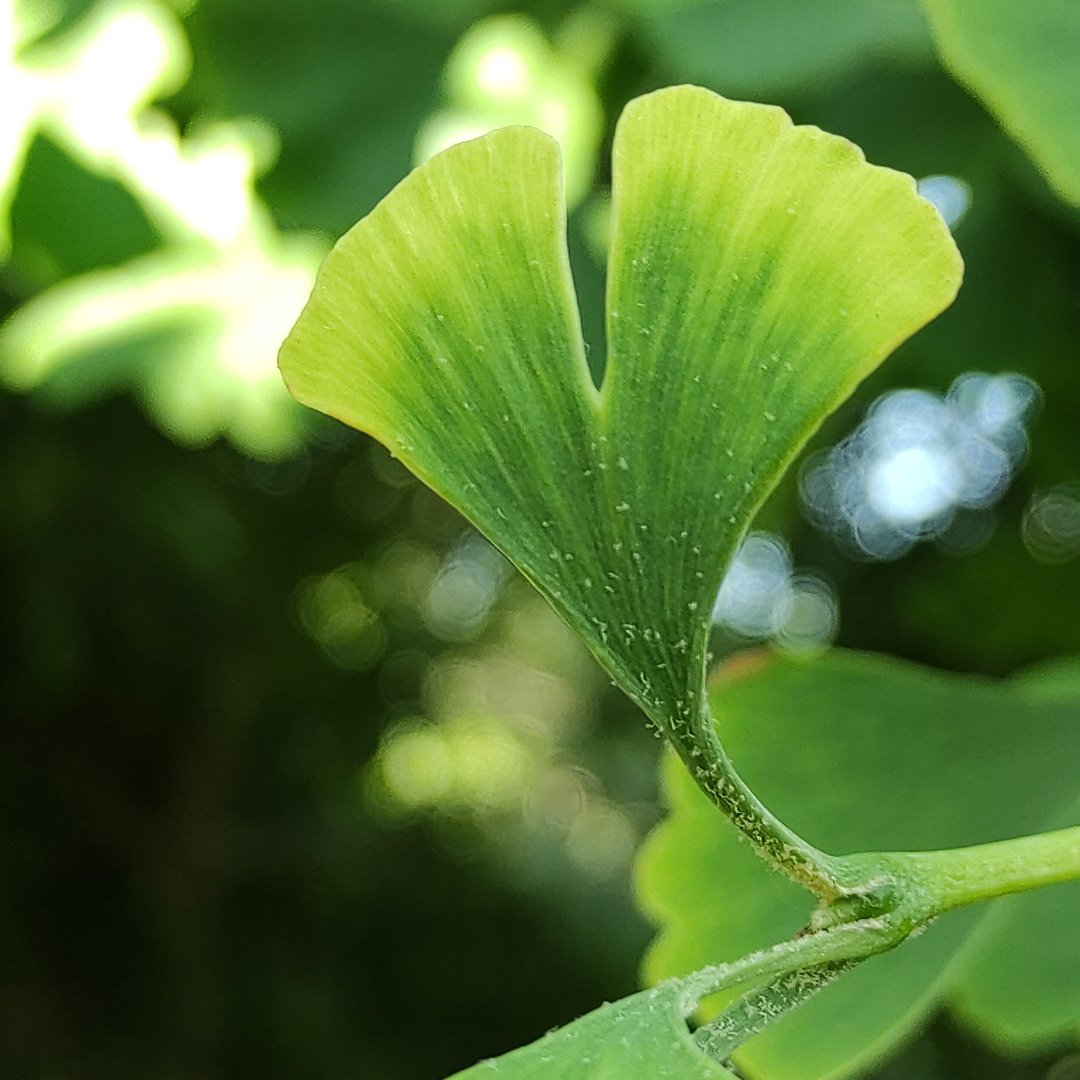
[892,824,1080,912]
[657,693,1080,1067]
[694,961,854,1062]
[681,915,901,1006]
[666,825,1080,1063]
[672,683,1080,927]
[669,699,854,899]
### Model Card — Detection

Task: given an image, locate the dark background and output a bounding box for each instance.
[2,1,1079,1077]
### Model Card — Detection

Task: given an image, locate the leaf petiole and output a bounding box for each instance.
[693,961,855,1063]
[671,699,874,901]
[886,823,1080,913]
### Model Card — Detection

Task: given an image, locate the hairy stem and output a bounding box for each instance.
[658,690,1080,1067]
[667,698,855,899]
[680,912,907,1007]
[694,961,855,1062]
[665,674,1080,963]
[666,826,1080,1064]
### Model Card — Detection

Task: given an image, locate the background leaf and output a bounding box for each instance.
[612,0,932,97]
[923,0,1080,207]
[179,0,472,235]
[946,661,1080,1052]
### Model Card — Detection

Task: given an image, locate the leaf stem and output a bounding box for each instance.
[680,910,906,1007]
[890,824,1080,912]
[671,692,1080,917]
[664,824,1080,1066]
[693,961,854,1062]
[669,700,854,899]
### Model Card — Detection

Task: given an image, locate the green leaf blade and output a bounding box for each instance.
[279,126,607,644]
[602,88,962,708]
[448,980,736,1080]
[280,85,961,735]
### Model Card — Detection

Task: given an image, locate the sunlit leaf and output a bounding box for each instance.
[0,234,323,459]
[924,0,1080,207]
[280,86,960,739]
[0,0,327,459]
[637,651,1080,1078]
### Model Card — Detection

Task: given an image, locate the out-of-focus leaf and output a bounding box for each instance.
[948,825,1080,1053]
[280,86,960,741]
[946,659,1080,1053]
[637,651,1080,1078]
[415,15,604,210]
[0,234,323,459]
[0,0,190,260]
[182,0,456,235]
[614,0,932,97]
[363,0,502,31]
[924,0,1080,207]
[448,976,735,1079]
[9,134,157,285]
[0,0,329,459]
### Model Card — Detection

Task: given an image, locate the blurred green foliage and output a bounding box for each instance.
[2,0,1079,1078]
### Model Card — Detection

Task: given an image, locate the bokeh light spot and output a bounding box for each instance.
[713,532,837,653]
[802,373,1039,560]
[917,174,972,229]
[373,715,531,814]
[297,563,387,672]
[475,44,530,99]
[424,529,512,643]
[1023,482,1080,564]
[566,803,637,880]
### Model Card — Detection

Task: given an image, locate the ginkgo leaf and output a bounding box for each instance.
[637,650,1080,1078]
[448,975,736,1079]
[279,85,961,743]
[447,920,882,1080]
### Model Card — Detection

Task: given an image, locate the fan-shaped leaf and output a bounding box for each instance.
[280,86,960,734]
